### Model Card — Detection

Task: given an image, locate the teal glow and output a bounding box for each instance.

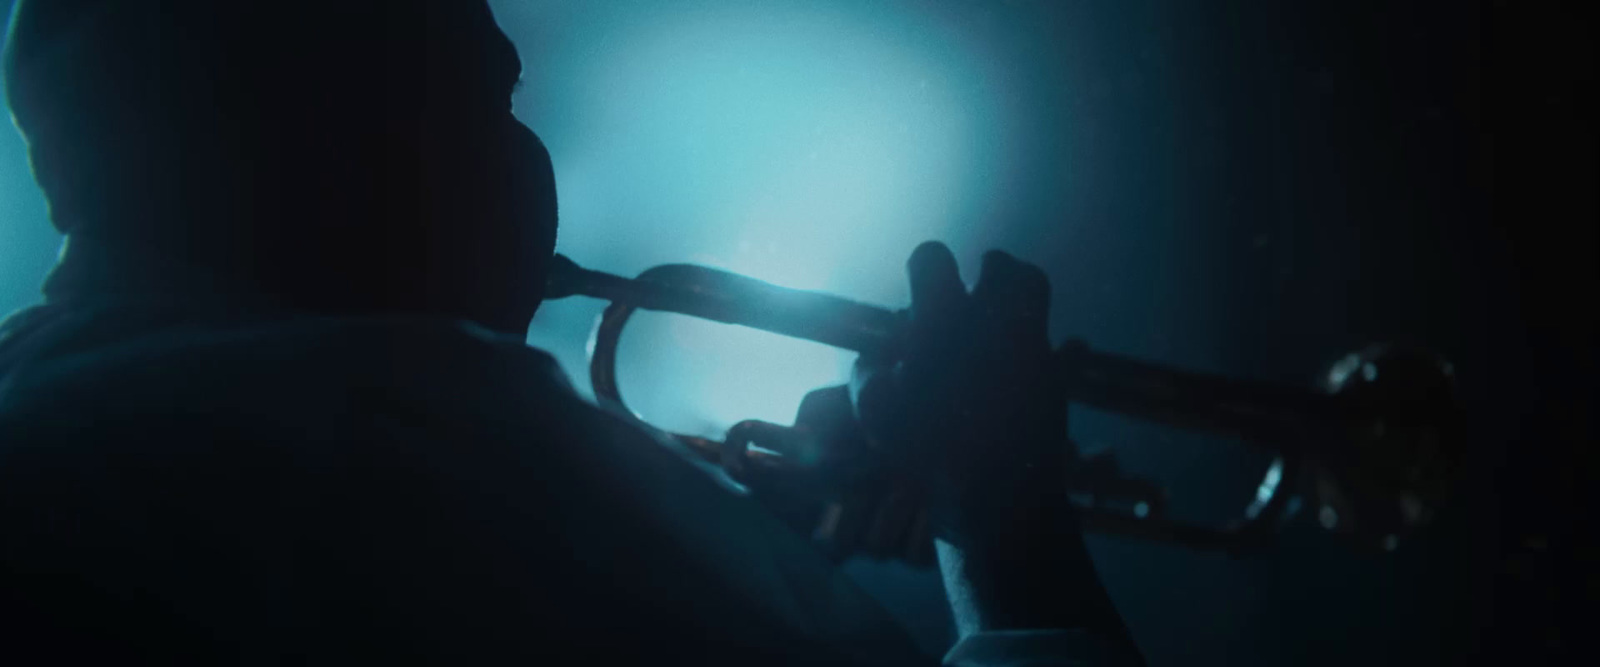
[0,82,58,316]
[507,0,1010,436]
[0,1,1015,438]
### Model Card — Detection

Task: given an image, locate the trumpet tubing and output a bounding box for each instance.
[545,254,1460,555]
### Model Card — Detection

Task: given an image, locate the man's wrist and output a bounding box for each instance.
[937,534,1120,638]
[935,489,1126,638]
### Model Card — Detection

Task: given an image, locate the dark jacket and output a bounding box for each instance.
[0,299,932,664]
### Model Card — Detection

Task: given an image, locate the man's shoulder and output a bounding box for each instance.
[0,306,932,666]
[0,308,573,423]
[0,306,699,502]
[0,306,647,521]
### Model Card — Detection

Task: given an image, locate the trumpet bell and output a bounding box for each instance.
[1310,344,1462,551]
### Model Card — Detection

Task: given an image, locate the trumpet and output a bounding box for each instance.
[545,254,1462,556]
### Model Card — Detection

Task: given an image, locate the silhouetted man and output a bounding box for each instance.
[0,1,1141,664]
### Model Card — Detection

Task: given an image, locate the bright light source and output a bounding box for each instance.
[516,1,1006,435]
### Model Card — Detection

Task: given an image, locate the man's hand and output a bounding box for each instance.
[799,242,1136,649]
[850,242,1067,544]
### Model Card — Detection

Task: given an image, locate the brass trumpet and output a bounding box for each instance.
[545,254,1462,556]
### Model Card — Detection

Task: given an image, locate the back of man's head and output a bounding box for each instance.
[4,0,557,331]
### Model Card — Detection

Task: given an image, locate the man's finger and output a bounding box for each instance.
[973,250,1051,337]
[794,384,855,434]
[906,241,967,325]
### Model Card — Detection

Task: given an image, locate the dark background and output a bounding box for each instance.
[1,1,1591,664]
